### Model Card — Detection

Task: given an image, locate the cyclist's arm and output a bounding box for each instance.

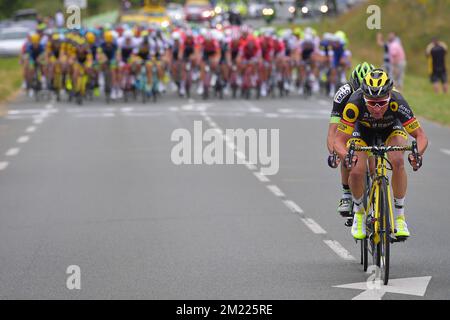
[334,127,351,161]
[327,123,339,154]
[408,127,428,156]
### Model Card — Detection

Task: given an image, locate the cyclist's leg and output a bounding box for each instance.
[385,128,409,236]
[385,130,408,199]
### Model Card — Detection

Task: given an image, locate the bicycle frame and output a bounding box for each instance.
[365,153,395,245]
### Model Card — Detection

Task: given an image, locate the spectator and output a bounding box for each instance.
[55,10,65,29]
[377,32,391,75]
[387,32,407,91]
[426,37,448,94]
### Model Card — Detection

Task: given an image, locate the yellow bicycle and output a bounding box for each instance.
[347,139,420,285]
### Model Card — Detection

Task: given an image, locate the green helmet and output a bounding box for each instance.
[350,62,375,90]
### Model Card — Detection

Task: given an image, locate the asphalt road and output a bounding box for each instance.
[0,89,450,300]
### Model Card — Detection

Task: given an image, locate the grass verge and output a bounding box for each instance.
[0,57,22,105]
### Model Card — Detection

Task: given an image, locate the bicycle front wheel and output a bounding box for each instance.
[376,178,391,285]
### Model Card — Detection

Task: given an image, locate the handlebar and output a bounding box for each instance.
[345,141,422,171]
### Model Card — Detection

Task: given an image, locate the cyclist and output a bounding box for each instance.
[215,31,231,95]
[86,31,100,96]
[149,29,169,93]
[45,33,65,91]
[24,33,46,97]
[197,30,220,96]
[72,37,93,99]
[98,31,119,100]
[117,30,139,97]
[168,31,183,94]
[237,33,261,90]
[329,34,351,97]
[297,33,319,95]
[179,29,199,92]
[334,69,428,240]
[259,30,275,97]
[327,62,374,216]
[134,31,153,95]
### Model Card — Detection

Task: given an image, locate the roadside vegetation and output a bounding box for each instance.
[0,57,22,107]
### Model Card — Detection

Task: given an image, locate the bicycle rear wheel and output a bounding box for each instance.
[376,178,391,285]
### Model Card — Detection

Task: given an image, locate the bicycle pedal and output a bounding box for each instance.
[392,236,408,243]
[339,211,353,218]
[344,218,353,227]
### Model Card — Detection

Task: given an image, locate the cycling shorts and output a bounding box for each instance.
[347,121,408,149]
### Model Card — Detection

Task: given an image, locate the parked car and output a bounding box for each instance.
[12,9,38,31]
[184,0,214,22]
[0,26,28,56]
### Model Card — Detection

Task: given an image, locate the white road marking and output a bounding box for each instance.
[26,126,37,133]
[17,136,30,144]
[254,172,270,182]
[120,107,134,113]
[440,148,450,156]
[283,200,304,213]
[278,108,294,113]
[249,107,263,113]
[334,276,432,300]
[301,218,327,234]
[323,240,356,261]
[5,148,20,157]
[0,162,9,170]
[199,110,355,262]
[33,118,44,124]
[266,185,285,197]
[102,113,116,117]
[265,113,279,118]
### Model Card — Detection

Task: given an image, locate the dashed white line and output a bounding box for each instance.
[278,108,294,113]
[26,126,37,133]
[254,171,270,182]
[265,113,279,118]
[0,162,9,170]
[440,148,450,156]
[33,118,44,124]
[301,218,327,234]
[283,200,304,213]
[323,240,356,261]
[17,136,30,144]
[120,107,134,113]
[5,148,20,157]
[267,185,285,197]
[199,110,355,263]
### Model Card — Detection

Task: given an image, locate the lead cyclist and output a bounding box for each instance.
[333,69,428,240]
